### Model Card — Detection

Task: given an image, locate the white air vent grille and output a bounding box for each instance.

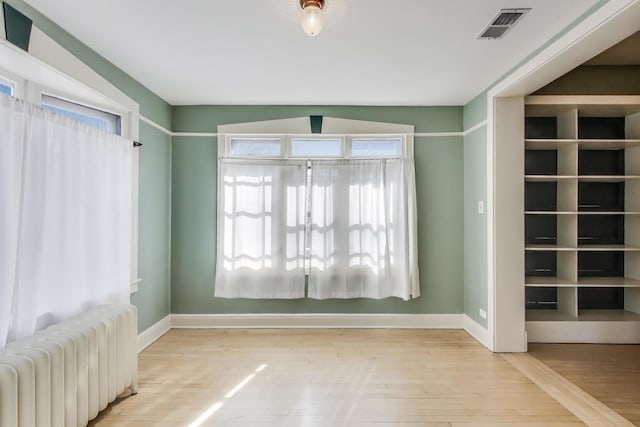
[477,8,531,40]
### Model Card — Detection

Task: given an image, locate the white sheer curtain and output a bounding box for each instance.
[0,94,132,346]
[307,159,419,300]
[214,159,307,298]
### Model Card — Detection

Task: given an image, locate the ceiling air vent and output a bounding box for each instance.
[477,8,531,40]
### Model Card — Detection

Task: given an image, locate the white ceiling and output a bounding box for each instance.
[24,0,601,106]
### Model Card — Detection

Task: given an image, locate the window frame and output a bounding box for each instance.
[223,133,410,160]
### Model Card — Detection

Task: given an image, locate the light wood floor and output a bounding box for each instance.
[529,343,640,426]
[89,329,584,426]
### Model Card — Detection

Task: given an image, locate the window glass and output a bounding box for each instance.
[0,82,13,96]
[229,138,281,157]
[42,94,121,134]
[351,138,402,157]
[290,138,342,157]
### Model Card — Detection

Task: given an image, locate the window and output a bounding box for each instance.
[215,133,419,300]
[0,82,13,96]
[223,135,405,159]
[229,138,281,157]
[0,77,14,96]
[42,94,121,134]
[351,138,403,157]
[291,138,342,157]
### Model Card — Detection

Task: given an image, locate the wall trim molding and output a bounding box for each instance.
[139,114,172,136]
[171,130,487,139]
[172,131,217,137]
[169,123,488,140]
[173,131,466,138]
[414,132,462,137]
[171,313,464,329]
[462,120,487,136]
[137,314,171,353]
[463,315,493,350]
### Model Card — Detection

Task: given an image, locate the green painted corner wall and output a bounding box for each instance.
[171,106,464,314]
[463,92,487,130]
[463,126,488,328]
[463,93,489,328]
[130,122,172,331]
[5,1,174,332]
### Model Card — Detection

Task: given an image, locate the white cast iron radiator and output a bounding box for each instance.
[0,304,138,427]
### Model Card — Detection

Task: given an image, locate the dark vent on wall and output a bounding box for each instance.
[477,8,531,40]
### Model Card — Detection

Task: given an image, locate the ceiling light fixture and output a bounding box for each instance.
[300,0,325,37]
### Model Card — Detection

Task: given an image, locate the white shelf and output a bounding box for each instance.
[578,277,640,287]
[578,139,640,149]
[576,245,640,251]
[526,245,640,251]
[525,277,578,287]
[578,175,640,182]
[525,211,575,215]
[526,138,640,150]
[525,245,575,251]
[525,277,640,287]
[525,211,640,215]
[525,175,575,182]
[525,175,640,182]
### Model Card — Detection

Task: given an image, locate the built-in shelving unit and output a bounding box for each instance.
[524,96,640,342]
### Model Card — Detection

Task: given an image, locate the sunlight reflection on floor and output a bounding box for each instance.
[186,363,268,427]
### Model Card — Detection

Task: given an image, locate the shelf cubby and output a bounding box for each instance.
[578,287,625,310]
[525,150,557,175]
[578,215,624,246]
[525,287,557,310]
[578,149,624,175]
[578,181,624,211]
[578,116,626,139]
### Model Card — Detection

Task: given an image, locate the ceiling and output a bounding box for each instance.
[24,0,602,106]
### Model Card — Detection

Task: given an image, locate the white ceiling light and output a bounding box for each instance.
[300,0,325,37]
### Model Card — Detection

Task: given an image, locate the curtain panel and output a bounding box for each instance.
[214,159,307,298]
[214,158,419,300]
[0,94,132,346]
[307,159,419,300]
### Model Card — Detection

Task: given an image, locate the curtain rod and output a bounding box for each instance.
[133,141,142,148]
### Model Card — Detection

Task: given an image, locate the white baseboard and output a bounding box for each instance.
[171,313,464,329]
[138,313,468,351]
[137,314,171,352]
[463,314,493,350]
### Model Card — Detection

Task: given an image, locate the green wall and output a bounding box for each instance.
[131,122,172,331]
[463,92,488,327]
[4,0,173,332]
[171,106,464,314]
